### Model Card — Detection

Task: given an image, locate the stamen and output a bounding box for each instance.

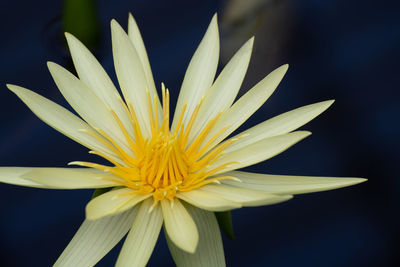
[79,129,121,157]
[149,199,158,213]
[146,89,157,138]
[74,86,241,201]
[108,109,141,157]
[191,139,237,171]
[194,125,230,158]
[179,176,237,191]
[94,127,138,166]
[181,97,204,146]
[89,150,123,167]
[127,102,145,148]
[186,111,223,156]
[173,104,187,136]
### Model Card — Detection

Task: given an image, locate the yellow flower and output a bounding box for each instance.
[0,13,366,267]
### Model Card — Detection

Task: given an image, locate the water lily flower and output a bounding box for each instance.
[0,13,366,267]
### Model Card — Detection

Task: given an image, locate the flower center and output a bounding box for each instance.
[136,128,190,200]
[71,85,237,201]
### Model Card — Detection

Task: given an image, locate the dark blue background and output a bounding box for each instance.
[0,0,398,266]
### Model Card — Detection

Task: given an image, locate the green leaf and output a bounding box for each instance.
[215,211,234,240]
[63,0,100,50]
[91,187,113,199]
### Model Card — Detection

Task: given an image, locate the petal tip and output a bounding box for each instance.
[85,201,102,221]
[212,13,218,21]
[186,242,198,254]
[6,83,17,92]
[7,84,26,96]
[64,32,78,46]
[128,12,136,22]
[321,99,335,111]
[208,13,219,32]
[181,233,199,254]
[111,19,125,36]
[297,130,312,138]
[351,177,368,185]
[249,35,255,43]
[269,64,289,80]
[46,61,56,69]
[244,36,255,49]
[329,177,368,190]
[285,195,294,201]
[326,99,335,107]
[64,32,72,39]
[47,61,61,75]
[110,18,119,29]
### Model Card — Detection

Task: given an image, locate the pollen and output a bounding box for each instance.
[70,84,237,201]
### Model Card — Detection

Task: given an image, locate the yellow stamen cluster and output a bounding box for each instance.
[71,85,237,201]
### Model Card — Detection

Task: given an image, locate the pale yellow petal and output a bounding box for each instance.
[47,62,132,154]
[0,167,48,188]
[161,198,199,253]
[86,188,150,220]
[116,198,163,267]
[172,14,219,131]
[128,13,157,99]
[210,131,311,174]
[222,171,367,194]
[7,85,120,163]
[200,64,288,155]
[111,19,161,138]
[226,100,334,152]
[177,190,241,211]
[54,208,138,267]
[166,204,225,267]
[21,168,118,189]
[65,33,134,138]
[199,184,292,207]
[189,37,254,143]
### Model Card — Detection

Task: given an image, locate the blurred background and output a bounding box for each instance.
[0,0,398,266]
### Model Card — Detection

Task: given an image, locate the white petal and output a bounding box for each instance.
[222,171,367,194]
[7,85,120,162]
[47,62,131,154]
[199,184,292,207]
[210,131,311,174]
[65,33,134,138]
[189,37,254,143]
[111,19,161,138]
[172,14,219,131]
[161,198,199,253]
[116,198,163,267]
[227,100,334,152]
[128,13,157,98]
[86,188,150,220]
[200,64,288,155]
[20,168,118,189]
[54,208,138,267]
[177,190,241,211]
[0,167,48,188]
[166,204,225,267]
